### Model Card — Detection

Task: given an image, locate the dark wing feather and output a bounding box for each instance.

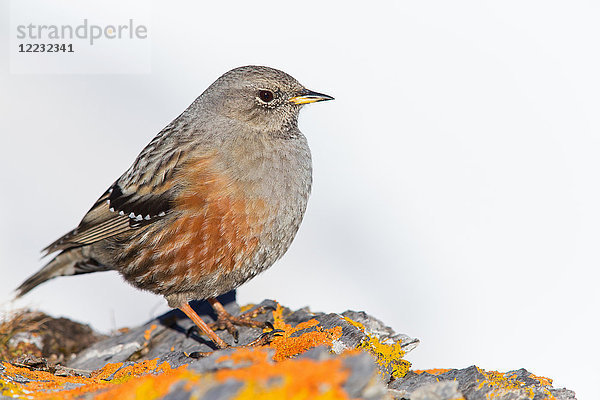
[43,185,176,255]
[107,185,173,224]
[43,132,194,255]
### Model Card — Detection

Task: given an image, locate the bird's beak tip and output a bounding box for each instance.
[289,90,334,105]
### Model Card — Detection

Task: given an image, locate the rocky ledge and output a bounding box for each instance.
[0,293,576,399]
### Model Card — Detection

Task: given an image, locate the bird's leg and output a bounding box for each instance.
[184,300,283,358]
[179,302,228,349]
[207,298,274,343]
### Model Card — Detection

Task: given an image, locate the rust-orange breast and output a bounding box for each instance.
[122,155,267,293]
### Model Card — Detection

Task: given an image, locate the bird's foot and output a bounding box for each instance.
[185,324,284,359]
[208,302,275,343]
[183,300,278,355]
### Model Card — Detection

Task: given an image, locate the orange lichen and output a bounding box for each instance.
[1,304,416,399]
[342,316,410,378]
[1,325,360,400]
[1,362,90,393]
[143,324,157,342]
[0,358,182,399]
[217,347,270,366]
[0,304,365,399]
[216,347,351,400]
[413,368,452,375]
[110,359,168,384]
[529,373,553,386]
[266,305,343,361]
[90,362,124,380]
[93,364,193,400]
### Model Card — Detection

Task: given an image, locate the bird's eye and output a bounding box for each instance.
[258,90,274,103]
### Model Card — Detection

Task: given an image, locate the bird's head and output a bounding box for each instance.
[200,65,333,135]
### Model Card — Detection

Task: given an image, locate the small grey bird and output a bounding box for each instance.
[15,66,333,348]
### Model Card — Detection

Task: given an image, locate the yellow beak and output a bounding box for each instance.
[289,90,334,105]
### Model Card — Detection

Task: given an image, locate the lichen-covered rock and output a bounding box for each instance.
[390,366,577,400]
[0,294,577,399]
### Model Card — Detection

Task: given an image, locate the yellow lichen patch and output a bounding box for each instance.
[144,324,158,342]
[342,316,365,331]
[363,335,410,379]
[0,377,29,398]
[268,305,343,361]
[413,368,452,375]
[239,304,256,313]
[476,367,536,399]
[342,316,411,379]
[216,347,351,400]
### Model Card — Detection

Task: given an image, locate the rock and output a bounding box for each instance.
[390,366,577,400]
[409,381,463,400]
[0,293,576,399]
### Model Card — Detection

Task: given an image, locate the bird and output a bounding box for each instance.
[15,65,333,349]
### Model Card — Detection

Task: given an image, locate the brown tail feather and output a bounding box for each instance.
[15,247,110,298]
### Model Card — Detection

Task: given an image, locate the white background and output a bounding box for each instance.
[1,1,598,399]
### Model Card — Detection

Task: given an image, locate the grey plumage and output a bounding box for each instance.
[15,66,333,315]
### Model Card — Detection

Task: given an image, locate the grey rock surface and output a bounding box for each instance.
[390,366,577,400]
[0,294,577,399]
[409,381,463,400]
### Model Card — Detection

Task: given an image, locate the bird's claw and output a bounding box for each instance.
[246,328,285,347]
[185,350,212,359]
[263,321,275,330]
[186,325,200,338]
[208,305,275,341]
